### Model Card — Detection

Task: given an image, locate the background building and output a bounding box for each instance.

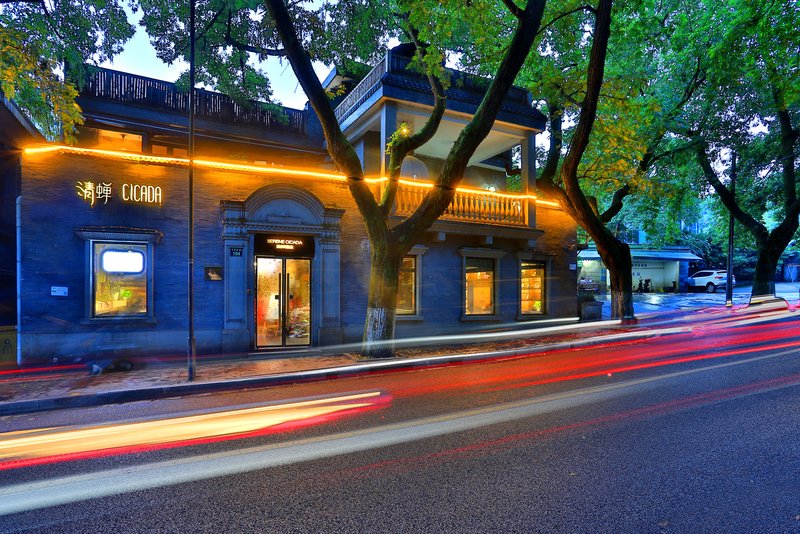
[578,245,701,293]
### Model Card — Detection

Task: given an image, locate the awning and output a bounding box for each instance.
[578,248,701,262]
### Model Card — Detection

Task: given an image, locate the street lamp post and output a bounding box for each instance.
[726,151,736,308]
[187,0,197,380]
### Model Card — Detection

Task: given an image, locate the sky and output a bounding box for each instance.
[99,7,330,110]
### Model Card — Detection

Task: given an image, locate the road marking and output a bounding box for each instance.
[1,346,798,515]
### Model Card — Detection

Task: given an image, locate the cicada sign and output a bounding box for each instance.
[76,181,163,207]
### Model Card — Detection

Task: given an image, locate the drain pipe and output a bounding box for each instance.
[16,195,21,367]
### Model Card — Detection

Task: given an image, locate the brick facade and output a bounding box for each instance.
[15,149,577,363]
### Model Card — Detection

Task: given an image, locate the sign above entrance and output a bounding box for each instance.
[76,180,163,206]
[255,234,315,258]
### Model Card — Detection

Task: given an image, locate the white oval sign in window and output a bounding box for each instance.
[101,250,145,273]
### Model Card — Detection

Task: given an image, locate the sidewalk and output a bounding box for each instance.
[597,283,800,320]
[0,322,646,416]
[1,293,796,416]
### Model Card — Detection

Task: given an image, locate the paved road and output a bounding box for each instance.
[1,311,798,533]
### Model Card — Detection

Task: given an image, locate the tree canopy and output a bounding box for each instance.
[0,0,134,141]
[671,1,800,293]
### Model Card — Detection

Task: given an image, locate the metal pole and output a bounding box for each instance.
[725,151,736,307]
[187,0,197,380]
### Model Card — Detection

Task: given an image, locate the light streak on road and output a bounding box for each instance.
[1,348,798,516]
[387,318,800,398]
[338,371,800,482]
[0,364,86,387]
[0,391,389,470]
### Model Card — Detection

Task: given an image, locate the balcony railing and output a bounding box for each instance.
[386,181,528,227]
[334,52,531,123]
[334,56,389,121]
[81,67,306,136]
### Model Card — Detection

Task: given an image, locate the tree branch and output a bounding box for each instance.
[560,0,612,207]
[770,80,799,211]
[599,183,631,223]
[695,138,767,241]
[501,0,523,18]
[538,100,563,187]
[648,139,700,165]
[265,0,384,238]
[382,27,446,220]
[222,8,285,57]
[224,35,285,56]
[537,4,597,37]
[394,0,548,244]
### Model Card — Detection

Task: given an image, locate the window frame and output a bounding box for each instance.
[92,241,149,318]
[460,247,505,321]
[76,228,161,323]
[516,252,550,320]
[396,245,427,321]
[94,128,144,153]
[519,259,547,316]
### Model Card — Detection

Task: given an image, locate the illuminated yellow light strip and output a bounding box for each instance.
[23,144,565,205]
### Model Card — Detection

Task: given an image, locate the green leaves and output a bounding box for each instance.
[1,0,133,141]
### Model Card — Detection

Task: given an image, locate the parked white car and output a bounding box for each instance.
[687,269,736,293]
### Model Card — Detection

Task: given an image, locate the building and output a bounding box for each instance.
[1,46,578,365]
[578,245,701,293]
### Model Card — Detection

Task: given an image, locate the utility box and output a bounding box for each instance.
[0,326,16,367]
[580,301,604,322]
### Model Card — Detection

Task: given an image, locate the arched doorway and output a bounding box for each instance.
[221,184,344,352]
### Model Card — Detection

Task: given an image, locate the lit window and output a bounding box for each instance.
[465,257,495,315]
[397,256,417,315]
[96,129,143,152]
[101,249,145,274]
[520,260,545,314]
[93,242,148,317]
[151,144,169,155]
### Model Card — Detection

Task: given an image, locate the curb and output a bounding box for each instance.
[0,328,683,416]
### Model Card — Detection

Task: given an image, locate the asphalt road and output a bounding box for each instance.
[1,312,799,533]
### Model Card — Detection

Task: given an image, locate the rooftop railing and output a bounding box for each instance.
[81,67,306,136]
[334,52,531,122]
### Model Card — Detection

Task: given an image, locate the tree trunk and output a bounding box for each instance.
[595,237,635,321]
[751,223,797,296]
[362,248,402,359]
[751,247,777,297]
[267,0,550,358]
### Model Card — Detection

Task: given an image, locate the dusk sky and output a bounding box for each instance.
[100,6,328,110]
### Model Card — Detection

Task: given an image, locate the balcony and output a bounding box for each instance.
[334,51,537,128]
[80,67,306,136]
[383,181,529,227]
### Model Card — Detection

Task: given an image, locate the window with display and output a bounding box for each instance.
[92,242,149,317]
[77,228,160,321]
[465,257,495,315]
[397,255,417,315]
[520,260,545,314]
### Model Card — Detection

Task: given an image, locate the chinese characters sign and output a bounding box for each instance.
[76,181,163,207]
[76,181,112,206]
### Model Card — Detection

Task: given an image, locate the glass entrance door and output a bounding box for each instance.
[255,257,311,348]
